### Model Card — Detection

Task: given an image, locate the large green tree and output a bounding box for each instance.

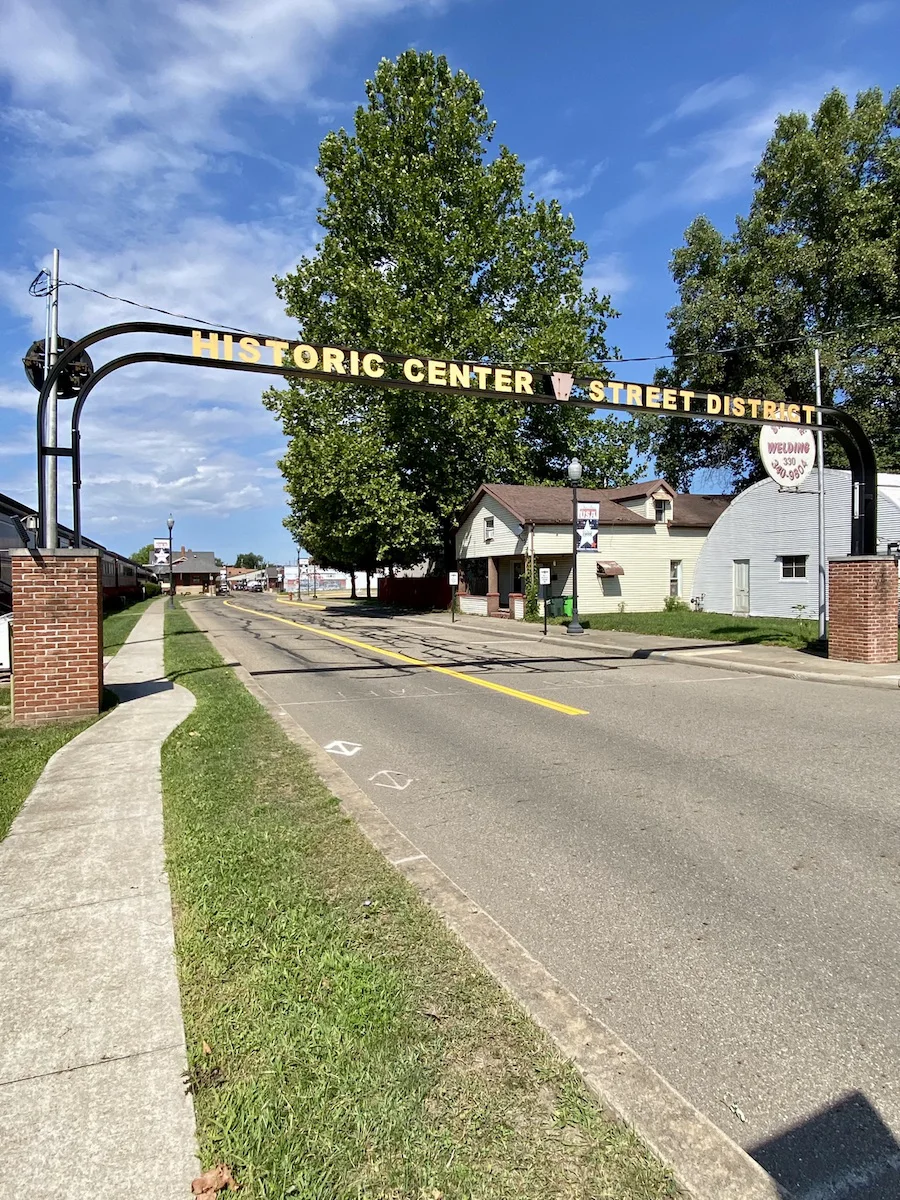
[266,51,641,569]
[130,544,152,565]
[652,86,900,490]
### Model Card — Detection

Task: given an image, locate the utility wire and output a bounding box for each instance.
[28,268,900,369]
[28,269,257,333]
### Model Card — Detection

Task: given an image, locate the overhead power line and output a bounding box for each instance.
[27,269,900,371]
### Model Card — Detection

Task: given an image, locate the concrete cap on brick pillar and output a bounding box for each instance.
[9,548,102,558]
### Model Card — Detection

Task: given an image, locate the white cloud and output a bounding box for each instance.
[583,254,632,298]
[528,158,607,205]
[0,0,450,548]
[599,73,858,236]
[648,75,754,134]
[849,1,893,23]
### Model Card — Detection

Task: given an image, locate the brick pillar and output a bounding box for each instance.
[10,548,103,724]
[828,556,899,664]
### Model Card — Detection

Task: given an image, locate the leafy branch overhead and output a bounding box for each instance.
[266,50,643,569]
[653,86,900,490]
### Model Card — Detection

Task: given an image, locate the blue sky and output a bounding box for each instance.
[0,0,897,564]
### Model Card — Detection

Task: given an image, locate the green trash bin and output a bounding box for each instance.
[562,595,574,619]
[546,596,566,618]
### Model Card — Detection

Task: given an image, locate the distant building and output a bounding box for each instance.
[154,547,219,595]
[692,470,900,618]
[455,480,730,617]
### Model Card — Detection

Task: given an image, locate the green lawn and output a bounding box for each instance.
[540,608,823,650]
[0,685,97,841]
[103,595,157,655]
[162,604,676,1200]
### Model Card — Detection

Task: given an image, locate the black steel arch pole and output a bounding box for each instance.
[38,320,881,556]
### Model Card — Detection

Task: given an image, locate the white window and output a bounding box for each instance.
[669,560,682,597]
[780,555,807,580]
[655,499,669,523]
[483,516,494,542]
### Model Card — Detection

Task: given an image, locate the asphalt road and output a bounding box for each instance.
[195,594,900,1199]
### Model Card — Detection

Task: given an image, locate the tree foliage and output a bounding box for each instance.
[234,552,266,570]
[130,544,152,564]
[652,86,900,490]
[266,50,642,568]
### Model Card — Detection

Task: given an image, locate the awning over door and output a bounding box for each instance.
[596,560,624,576]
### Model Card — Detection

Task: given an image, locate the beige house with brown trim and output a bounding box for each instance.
[454,480,730,617]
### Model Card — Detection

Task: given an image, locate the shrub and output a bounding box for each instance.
[663,594,689,612]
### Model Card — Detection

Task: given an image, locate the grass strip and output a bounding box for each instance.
[162,603,676,1200]
[536,608,825,650]
[0,685,96,841]
[103,595,157,655]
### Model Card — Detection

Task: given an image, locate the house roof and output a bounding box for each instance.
[157,549,218,576]
[473,484,653,526]
[670,494,732,528]
[602,479,676,502]
[461,482,729,530]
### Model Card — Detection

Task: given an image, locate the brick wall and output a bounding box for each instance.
[828,556,899,664]
[10,549,103,723]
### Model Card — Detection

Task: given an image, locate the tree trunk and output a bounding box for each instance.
[366,571,372,600]
[350,573,357,599]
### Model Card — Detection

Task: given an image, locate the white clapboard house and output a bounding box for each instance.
[454,481,730,618]
[692,469,900,618]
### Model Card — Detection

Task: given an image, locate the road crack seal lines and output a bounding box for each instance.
[368,770,413,791]
[223,600,588,716]
[324,740,362,757]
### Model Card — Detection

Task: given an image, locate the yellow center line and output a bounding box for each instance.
[223,599,588,717]
[275,596,328,611]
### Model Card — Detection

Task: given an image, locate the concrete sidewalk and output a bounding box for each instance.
[402,609,900,690]
[0,599,198,1200]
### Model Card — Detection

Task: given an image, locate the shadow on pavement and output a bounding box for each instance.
[749,1090,900,1199]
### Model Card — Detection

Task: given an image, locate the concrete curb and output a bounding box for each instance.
[193,611,787,1200]
[399,613,900,692]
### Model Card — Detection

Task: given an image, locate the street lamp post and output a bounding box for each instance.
[567,458,584,636]
[167,514,175,609]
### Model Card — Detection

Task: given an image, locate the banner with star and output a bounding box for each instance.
[576,503,599,552]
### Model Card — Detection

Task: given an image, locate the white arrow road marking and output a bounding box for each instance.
[368,770,413,791]
[324,740,362,757]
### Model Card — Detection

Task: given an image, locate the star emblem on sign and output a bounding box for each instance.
[152,548,169,564]
[578,522,597,548]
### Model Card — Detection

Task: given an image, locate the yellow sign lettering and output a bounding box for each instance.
[404,357,425,383]
[494,367,513,393]
[322,346,345,374]
[448,362,470,388]
[362,353,384,378]
[662,388,677,410]
[645,386,661,408]
[266,339,289,366]
[626,384,643,406]
[192,330,219,359]
[293,344,318,369]
[427,359,447,386]
[238,337,260,364]
[514,369,534,395]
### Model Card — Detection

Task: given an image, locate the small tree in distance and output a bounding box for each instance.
[130,544,153,565]
[234,552,266,570]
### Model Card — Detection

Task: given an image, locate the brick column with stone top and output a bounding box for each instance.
[10,548,103,724]
[828,555,899,664]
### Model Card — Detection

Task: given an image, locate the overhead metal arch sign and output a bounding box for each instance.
[36,319,878,555]
[189,328,824,428]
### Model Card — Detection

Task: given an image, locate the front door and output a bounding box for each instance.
[733,559,750,615]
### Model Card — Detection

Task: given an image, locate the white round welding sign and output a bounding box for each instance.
[759,424,816,488]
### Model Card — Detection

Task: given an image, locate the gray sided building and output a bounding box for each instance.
[692,469,900,618]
